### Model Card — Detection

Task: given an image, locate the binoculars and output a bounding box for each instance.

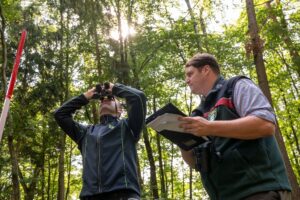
[92,82,114,101]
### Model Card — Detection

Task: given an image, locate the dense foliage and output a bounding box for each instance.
[0,0,299,199]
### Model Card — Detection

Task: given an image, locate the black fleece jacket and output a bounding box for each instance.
[54,83,146,198]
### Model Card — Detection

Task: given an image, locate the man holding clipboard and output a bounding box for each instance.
[178,53,291,200]
[147,53,291,200]
[146,102,209,151]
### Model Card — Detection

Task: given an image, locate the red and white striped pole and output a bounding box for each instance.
[0,30,27,142]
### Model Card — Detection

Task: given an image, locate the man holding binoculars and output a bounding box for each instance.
[54,82,146,200]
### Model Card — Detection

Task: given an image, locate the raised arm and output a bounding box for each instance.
[112,83,147,139]
[54,94,90,143]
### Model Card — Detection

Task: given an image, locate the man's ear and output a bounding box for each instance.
[202,65,211,74]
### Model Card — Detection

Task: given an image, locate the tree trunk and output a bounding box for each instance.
[91,1,102,80]
[156,134,166,197]
[153,97,166,198]
[113,0,130,84]
[245,0,300,198]
[136,155,144,191]
[185,87,194,199]
[184,0,203,52]
[52,163,58,199]
[41,123,47,200]
[0,5,21,200]
[47,157,51,200]
[280,92,300,177]
[162,5,187,65]
[0,4,8,93]
[246,0,272,103]
[65,141,74,200]
[171,144,174,199]
[189,168,193,200]
[274,49,300,97]
[57,133,66,200]
[181,160,185,199]
[265,0,300,77]
[199,6,210,52]
[19,165,41,200]
[8,134,21,200]
[143,127,159,199]
[57,1,67,199]
[281,92,300,157]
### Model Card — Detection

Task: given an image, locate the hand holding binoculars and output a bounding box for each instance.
[92,82,114,100]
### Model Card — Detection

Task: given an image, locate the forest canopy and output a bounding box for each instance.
[0,0,299,199]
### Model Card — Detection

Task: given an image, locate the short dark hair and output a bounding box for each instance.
[185,53,220,74]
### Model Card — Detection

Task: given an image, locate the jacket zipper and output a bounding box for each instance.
[97,131,102,192]
[120,122,128,187]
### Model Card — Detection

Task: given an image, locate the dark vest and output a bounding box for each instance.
[192,76,291,200]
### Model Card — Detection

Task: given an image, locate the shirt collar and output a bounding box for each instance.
[204,75,225,98]
[100,115,118,125]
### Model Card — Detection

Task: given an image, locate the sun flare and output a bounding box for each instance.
[109,19,136,40]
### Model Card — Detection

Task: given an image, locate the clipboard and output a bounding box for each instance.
[146,103,209,150]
